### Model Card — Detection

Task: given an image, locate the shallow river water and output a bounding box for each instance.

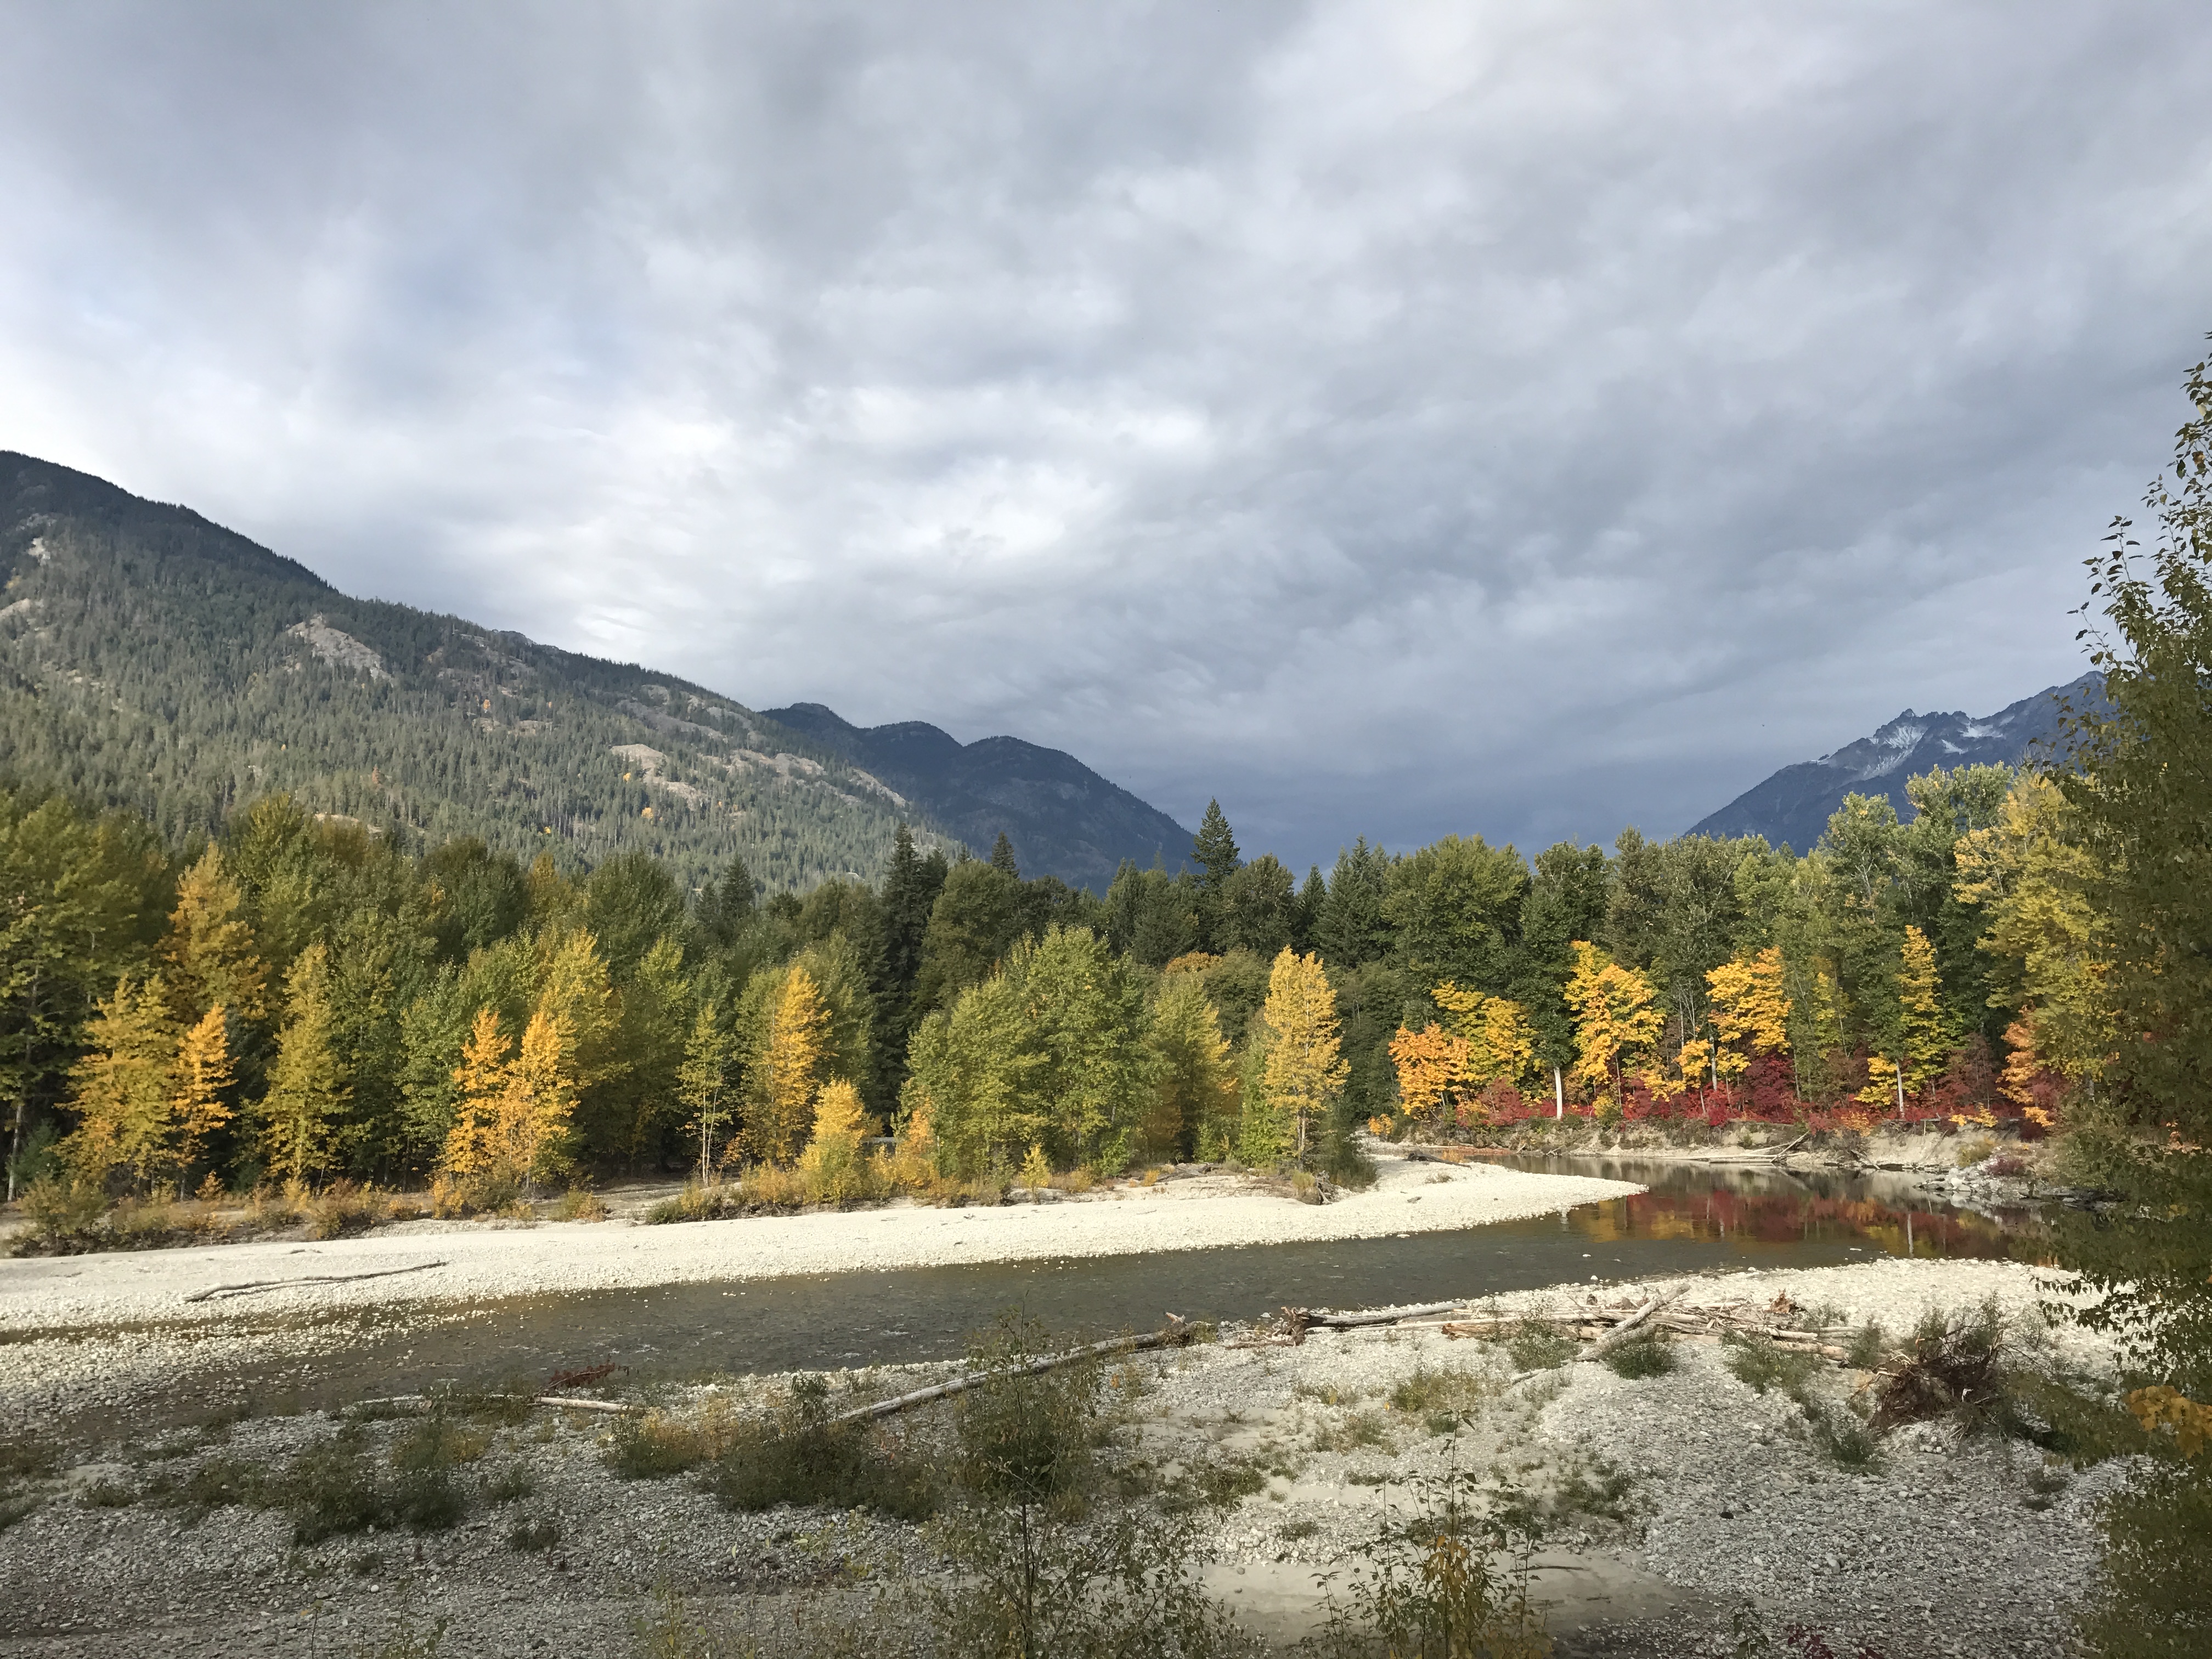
[227,1156,2044,1413]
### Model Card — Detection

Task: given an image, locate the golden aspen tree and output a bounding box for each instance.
[752,966,831,1164]
[160,847,267,1025]
[1019,1142,1052,1193]
[1857,927,1946,1110]
[1430,981,1538,1090]
[1259,947,1348,1160]
[168,1006,235,1184]
[59,975,182,1190]
[498,1007,578,1190]
[441,1007,513,1183]
[798,1077,870,1203]
[1564,942,1663,1104]
[1707,946,1793,1077]
[258,944,347,1186]
[1388,1024,1470,1126]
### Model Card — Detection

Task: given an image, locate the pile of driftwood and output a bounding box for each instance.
[1438,1286,1855,1363]
[1234,1284,1860,1370]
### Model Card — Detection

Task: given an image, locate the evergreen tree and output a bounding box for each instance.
[1192,800,1240,890]
[1316,838,1392,968]
[258,944,348,1185]
[989,831,1020,878]
[692,854,759,952]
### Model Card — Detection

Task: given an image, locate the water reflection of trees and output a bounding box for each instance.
[1567,1187,2019,1258]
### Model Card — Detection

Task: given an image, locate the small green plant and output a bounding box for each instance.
[1310,1463,1550,1659]
[508,1513,562,1552]
[701,1375,935,1520]
[80,1476,136,1508]
[1956,1136,1996,1167]
[1312,1410,1395,1454]
[1724,1333,1818,1396]
[1602,1333,1678,1379]
[1504,1318,1576,1372]
[609,1411,713,1481]
[1388,1366,1493,1419]
[1554,1456,1634,1521]
[632,1578,713,1658]
[1846,1323,1889,1370]
[1802,1400,1881,1470]
[482,1463,535,1504]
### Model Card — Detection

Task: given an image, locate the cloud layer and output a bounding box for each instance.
[3,2,2207,870]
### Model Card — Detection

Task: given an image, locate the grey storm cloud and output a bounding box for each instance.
[2,2,2208,872]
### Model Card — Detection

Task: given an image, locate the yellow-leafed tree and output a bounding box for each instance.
[161,847,267,1027]
[59,975,182,1191]
[439,1005,578,1193]
[1564,942,1663,1104]
[1147,970,1237,1161]
[1706,946,1793,1079]
[169,1006,235,1183]
[501,1008,579,1188]
[1259,948,1348,1160]
[441,1007,512,1181]
[750,965,831,1164]
[1387,1023,1470,1128]
[1430,981,1538,1091]
[798,1078,871,1203]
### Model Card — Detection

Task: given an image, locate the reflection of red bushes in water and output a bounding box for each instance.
[1605,1186,2004,1255]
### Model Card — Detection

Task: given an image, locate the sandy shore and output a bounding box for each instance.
[0,1156,1639,1331]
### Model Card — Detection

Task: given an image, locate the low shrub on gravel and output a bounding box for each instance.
[701,1376,937,1520]
[611,1409,721,1480]
[1801,1400,1882,1470]
[1601,1333,1678,1379]
[1846,1322,1890,1370]
[507,1513,562,1552]
[1387,1365,1494,1420]
[1308,1463,1548,1659]
[1724,1332,1820,1396]
[1504,1318,1576,1372]
[0,1436,55,1530]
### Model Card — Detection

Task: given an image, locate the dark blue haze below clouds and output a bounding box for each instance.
[1,2,2207,873]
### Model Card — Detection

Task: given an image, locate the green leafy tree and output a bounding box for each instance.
[1383,834,1528,995]
[676,1001,735,1181]
[258,943,349,1185]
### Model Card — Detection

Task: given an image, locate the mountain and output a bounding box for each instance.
[0,452,1184,892]
[1689,674,2104,851]
[762,702,1191,892]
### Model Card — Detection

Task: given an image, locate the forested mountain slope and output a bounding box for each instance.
[0,454,1179,891]
[762,702,1190,893]
[1689,675,2103,851]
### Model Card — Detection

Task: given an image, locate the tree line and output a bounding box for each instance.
[0,732,2098,1208]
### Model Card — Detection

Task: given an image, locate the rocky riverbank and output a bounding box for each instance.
[0,1256,2127,1658]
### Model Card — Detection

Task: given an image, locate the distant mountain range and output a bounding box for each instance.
[0,452,1190,891]
[1690,674,2104,851]
[762,703,1188,892]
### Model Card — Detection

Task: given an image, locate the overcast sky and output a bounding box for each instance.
[2,3,2206,871]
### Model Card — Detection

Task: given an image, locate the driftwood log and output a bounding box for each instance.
[1579,1285,1690,1362]
[829,1316,1203,1426]
[183,1260,448,1304]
